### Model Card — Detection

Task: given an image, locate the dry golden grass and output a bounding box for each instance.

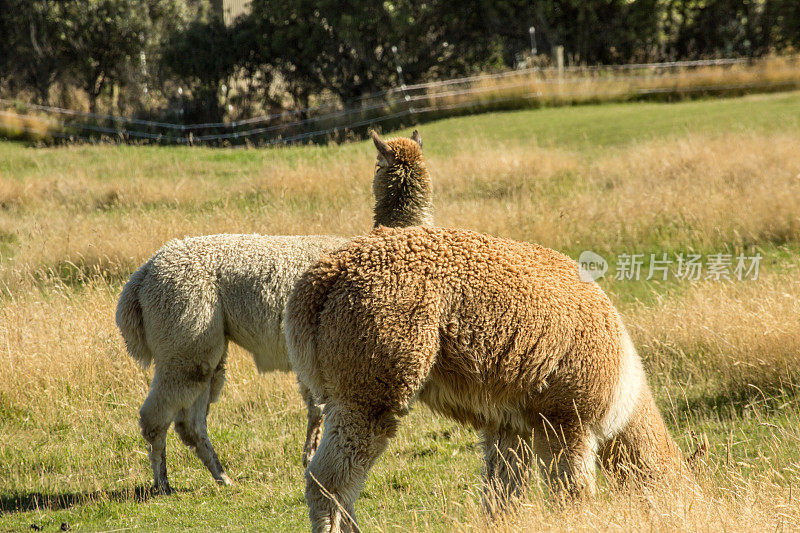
[0,109,60,143]
[631,268,800,398]
[435,133,800,251]
[474,473,800,532]
[2,96,799,529]
[0,149,375,292]
[428,55,800,110]
[3,131,800,294]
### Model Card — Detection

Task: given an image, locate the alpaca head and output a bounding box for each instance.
[371,129,433,228]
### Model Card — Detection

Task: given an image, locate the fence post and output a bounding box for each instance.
[391,45,415,122]
[554,46,564,79]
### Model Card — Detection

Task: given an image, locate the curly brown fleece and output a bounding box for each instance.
[285,226,688,532]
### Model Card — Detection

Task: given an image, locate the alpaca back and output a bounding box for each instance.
[286,226,627,429]
[213,234,348,371]
[122,234,348,372]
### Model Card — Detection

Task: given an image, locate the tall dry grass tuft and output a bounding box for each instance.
[0,281,144,493]
[427,55,800,112]
[467,469,800,532]
[436,132,800,252]
[0,281,141,426]
[630,269,800,398]
[583,133,800,249]
[0,109,60,143]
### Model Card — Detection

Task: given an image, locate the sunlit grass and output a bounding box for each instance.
[1,91,799,531]
[422,55,800,115]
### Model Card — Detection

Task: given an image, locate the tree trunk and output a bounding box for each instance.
[86,71,105,114]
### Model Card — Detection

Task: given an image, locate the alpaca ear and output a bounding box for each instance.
[411,129,422,151]
[371,130,394,164]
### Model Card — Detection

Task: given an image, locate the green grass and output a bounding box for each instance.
[403,90,800,154]
[2,91,800,531]
[2,384,797,531]
[2,90,800,176]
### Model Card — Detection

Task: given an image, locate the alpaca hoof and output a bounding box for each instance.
[153,482,173,496]
[217,473,233,486]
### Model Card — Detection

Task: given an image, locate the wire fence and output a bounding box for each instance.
[2,56,799,146]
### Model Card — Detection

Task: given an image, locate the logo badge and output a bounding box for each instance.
[578,250,608,282]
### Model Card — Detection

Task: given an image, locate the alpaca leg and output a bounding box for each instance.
[139,369,189,495]
[174,381,232,486]
[158,447,168,489]
[300,380,324,467]
[144,427,172,494]
[140,362,215,494]
[305,403,398,533]
[205,353,232,484]
[533,419,597,498]
[208,343,227,405]
[482,429,533,516]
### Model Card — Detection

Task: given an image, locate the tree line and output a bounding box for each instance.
[1,0,798,123]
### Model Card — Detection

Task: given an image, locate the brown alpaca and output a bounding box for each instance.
[285,226,688,532]
[116,131,429,494]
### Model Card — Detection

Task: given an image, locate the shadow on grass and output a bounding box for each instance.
[0,485,156,514]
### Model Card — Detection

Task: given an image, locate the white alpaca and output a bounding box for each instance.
[116,131,430,494]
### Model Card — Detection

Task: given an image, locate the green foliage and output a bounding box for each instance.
[241,0,504,105]
[663,0,800,59]
[0,0,71,102]
[2,0,800,122]
[161,15,236,122]
[451,0,663,65]
[61,0,151,112]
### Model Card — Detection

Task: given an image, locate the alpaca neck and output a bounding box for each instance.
[373,168,433,228]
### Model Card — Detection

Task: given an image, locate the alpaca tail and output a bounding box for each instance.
[600,382,690,484]
[598,330,691,484]
[115,262,153,369]
[283,254,345,402]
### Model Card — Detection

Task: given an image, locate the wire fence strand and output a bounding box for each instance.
[2,56,798,146]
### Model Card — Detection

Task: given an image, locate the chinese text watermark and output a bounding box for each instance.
[578,251,761,283]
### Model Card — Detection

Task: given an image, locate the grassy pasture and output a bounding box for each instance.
[1,92,800,531]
